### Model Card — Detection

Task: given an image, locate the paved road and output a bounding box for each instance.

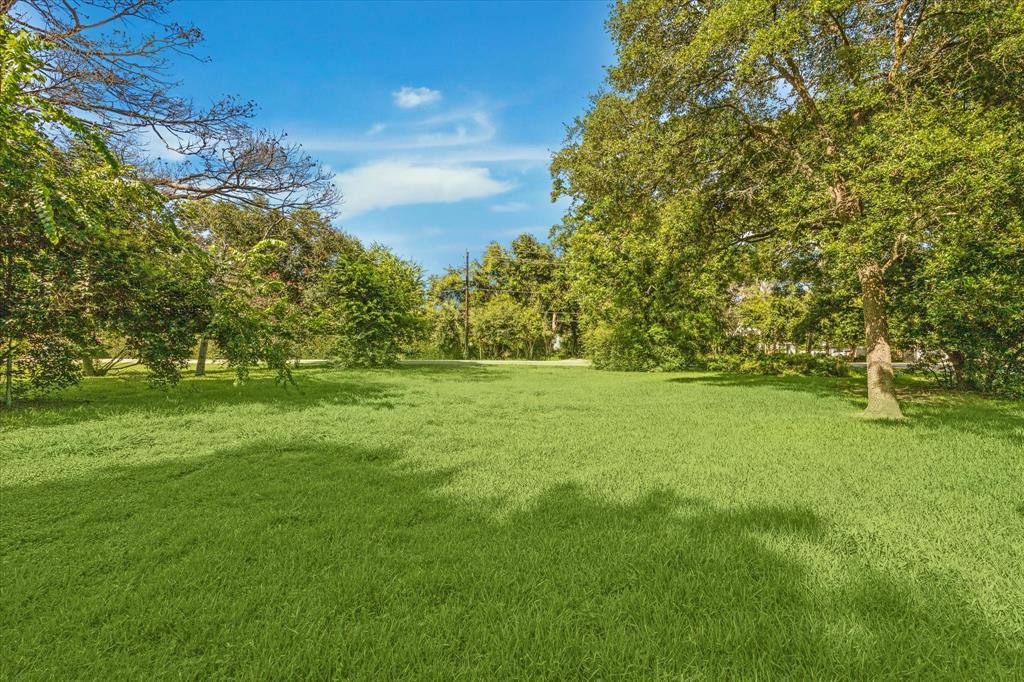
[94,358,917,370]
[92,358,592,368]
[399,359,593,367]
[849,362,912,369]
[91,358,333,368]
[404,359,917,370]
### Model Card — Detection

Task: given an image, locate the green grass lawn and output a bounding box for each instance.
[2,364,1022,679]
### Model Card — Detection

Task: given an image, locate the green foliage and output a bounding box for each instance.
[5,334,81,399]
[205,252,296,385]
[551,0,1024,401]
[311,246,425,367]
[731,284,809,352]
[584,320,688,371]
[176,200,422,380]
[421,302,465,359]
[2,23,204,402]
[909,228,1024,397]
[425,234,580,360]
[471,294,548,360]
[704,352,851,378]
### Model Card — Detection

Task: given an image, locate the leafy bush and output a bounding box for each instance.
[425,302,467,359]
[472,295,548,360]
[7,335,82,399]
[704,353,851,378]
[584,321,689,371]
[908,226,1024,399]
[915,351,1024,399]
[311,246,425,368]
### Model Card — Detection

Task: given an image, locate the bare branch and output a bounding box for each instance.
[889,0,914,82]
[7,0,337,212]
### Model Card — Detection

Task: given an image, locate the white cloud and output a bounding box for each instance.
[336,161,514,217]
[490,201,530,213]
[300,109,495,152]
[393,86,442,108]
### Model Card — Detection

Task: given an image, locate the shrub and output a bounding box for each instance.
[584,321,688,371]
[704,353,851,378]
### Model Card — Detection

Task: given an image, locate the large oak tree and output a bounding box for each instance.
[554,0,1023,417]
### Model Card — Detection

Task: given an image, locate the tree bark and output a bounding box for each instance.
[81,355,97,377]
[858,263,903,419]
[3,236,13,408]
[947,350,966,388]
[3,339,11,409]
[195,336,209,377]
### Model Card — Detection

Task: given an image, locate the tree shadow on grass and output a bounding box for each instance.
[4,364,513,433]
[390,362,511,383]
[667,373,1023,445]
[2,438,1019,679]
[1,368,405,432]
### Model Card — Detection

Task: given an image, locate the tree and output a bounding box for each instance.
[471,294,547,360]
[425,269,470,358]
[554,0,1024,418]
[2,23,206,405]
[901,219,1024,396]
[175,199,361,376]
[309,246,425,367]
[425,302,465,359]
[423,236,580,361]
[3,0,343,404]
[3,0,337,211]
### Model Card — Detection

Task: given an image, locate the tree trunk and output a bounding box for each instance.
[195,336,209,377]
[3,238,13,408]
[946,350,967,388]
[3,339,12,409]
[81,355,97,377]
[858,263,903,419]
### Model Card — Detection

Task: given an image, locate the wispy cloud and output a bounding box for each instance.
[336,160,514,217]
[301,109,496,152]
[393,86,442,108]
[344,226,448,252]
[308,94,550,220]
[439,145,550,164]
[490,201,530,213]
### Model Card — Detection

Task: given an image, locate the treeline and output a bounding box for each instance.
[4,0,1022,416]
[1,7,422,406]
[546,0,1024,414]
[422,234,579,360]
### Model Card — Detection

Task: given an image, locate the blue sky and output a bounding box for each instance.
[160,1,614,274]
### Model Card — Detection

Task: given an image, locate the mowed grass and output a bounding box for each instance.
[1,364,1022,679]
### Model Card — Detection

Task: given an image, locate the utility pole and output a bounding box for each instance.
[464,250,470,358]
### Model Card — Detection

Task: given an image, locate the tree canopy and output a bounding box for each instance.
[1,10,423,405]
[3,0,1021,413]
[552,0,1024,413]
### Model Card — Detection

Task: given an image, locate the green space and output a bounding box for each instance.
[3,365,1021,678]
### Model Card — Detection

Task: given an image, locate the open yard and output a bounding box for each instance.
[1,364,1022,679]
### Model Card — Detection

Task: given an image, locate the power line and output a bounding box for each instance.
[477,255,562,265]
[476,269,563,277]
[472,286,554,295]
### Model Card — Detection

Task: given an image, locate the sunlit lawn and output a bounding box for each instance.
[2,364,1022,678]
